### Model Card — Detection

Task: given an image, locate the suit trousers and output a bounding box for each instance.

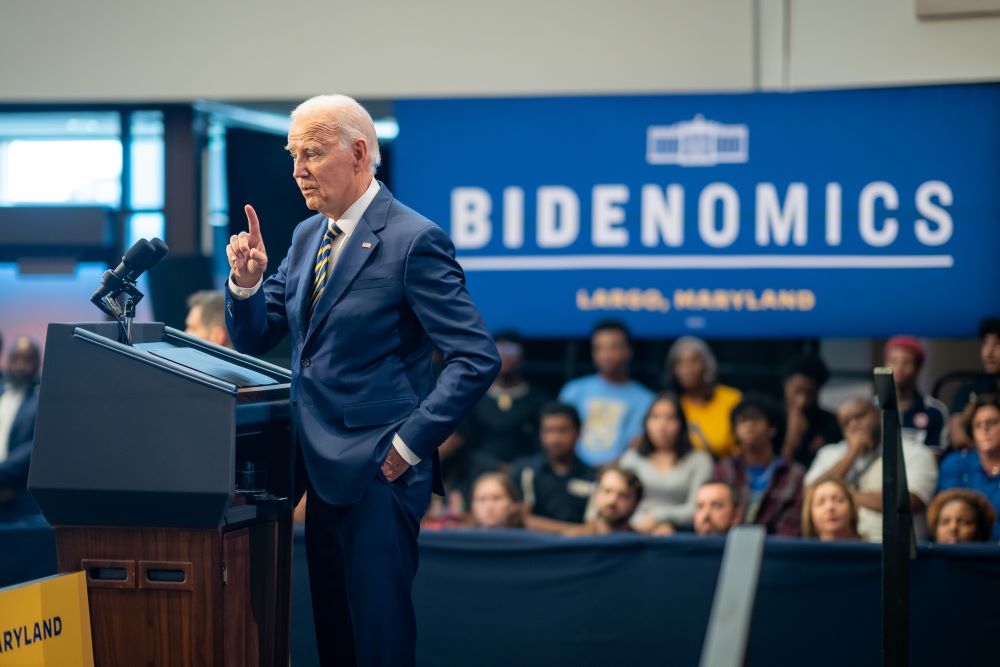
[303,454,431,667]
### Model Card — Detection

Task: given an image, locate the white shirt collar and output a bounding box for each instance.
[329,178,380,236]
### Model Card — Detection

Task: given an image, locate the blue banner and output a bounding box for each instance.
[393,85,1000,338]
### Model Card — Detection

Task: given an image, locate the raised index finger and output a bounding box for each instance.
[245,204,262,243]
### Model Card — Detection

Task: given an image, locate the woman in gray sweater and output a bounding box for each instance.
[620,393,714,533]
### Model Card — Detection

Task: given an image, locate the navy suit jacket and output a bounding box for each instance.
[0,381,41,518]
[226,184,500,506]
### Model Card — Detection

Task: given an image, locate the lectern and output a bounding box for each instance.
[28,322,294,667]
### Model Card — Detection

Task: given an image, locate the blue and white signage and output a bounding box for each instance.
[393,85,1000,338]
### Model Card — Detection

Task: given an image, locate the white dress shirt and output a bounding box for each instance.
[228,179,422,466]
[0,385,27,463]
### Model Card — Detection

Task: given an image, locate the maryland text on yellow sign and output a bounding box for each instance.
[0,571,94,666]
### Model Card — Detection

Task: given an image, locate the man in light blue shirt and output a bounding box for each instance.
[559,321,654,466]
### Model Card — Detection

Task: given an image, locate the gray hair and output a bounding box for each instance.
[666,336,719,386]
[291,94,381,175]
[186,290,226,330]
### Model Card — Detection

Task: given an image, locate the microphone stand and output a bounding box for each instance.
[90,271,145,345]
[123,296,136,346]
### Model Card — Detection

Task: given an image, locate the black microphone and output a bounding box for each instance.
[147,237,169,272]
[91,239,159,302]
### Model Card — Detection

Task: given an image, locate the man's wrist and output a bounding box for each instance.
[228,274,263,299]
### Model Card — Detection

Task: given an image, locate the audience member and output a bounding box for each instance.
[927,489,997,544]
[470,472,523,529]
[619,393,713,533]
[422,426,499,529]
[185,290,232,347]
[948,318,1000,450]
[559,320,654,467]
[466,332,549,467]
[0,335,42,522]
[937,394,1000,540]
[439,425,500,511]
[573,465,642,535]
[713,396,805,536]
[883,336,948,450]
[780,354,842,467]
[801,476,860,541]
[665,337,742,457]
[511,403,595,523]
[805,398,938,542]
[693,482,742,536]
[525,465,643,536]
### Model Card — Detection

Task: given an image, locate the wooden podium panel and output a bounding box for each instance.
[56,521,290,667]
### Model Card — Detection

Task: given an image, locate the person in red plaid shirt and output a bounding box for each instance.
[712,396,806,536]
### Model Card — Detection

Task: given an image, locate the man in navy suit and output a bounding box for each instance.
[0,335,42,522]
[225,94,500,666]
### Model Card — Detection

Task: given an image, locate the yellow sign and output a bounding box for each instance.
[0,571,94,666]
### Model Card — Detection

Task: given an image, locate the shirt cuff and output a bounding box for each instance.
[228,274,262,299]
[392,433,421,465]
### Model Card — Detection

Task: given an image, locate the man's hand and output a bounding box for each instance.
[948,414,974,451]
[381,446,411,482]
[632,513,659,534]
[651,522,676,537]
[787,404,809,441]
[845,424,874,456]
[782,404,810,461]
[227,204,269,288]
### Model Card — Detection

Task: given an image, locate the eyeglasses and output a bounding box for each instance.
[838,410,872,428]
[972,417,1000,431]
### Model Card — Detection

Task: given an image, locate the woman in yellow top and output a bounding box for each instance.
[665,337,743,457]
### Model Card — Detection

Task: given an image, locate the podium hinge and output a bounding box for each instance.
[222,564,228,586]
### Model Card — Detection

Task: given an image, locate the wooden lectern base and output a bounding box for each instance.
[55,514,292,667]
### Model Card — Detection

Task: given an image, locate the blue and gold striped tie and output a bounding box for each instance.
[308,219,343,321]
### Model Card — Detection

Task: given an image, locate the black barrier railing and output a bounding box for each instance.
[874,367,916,667]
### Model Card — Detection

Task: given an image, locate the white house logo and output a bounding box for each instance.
[646,115,749,167]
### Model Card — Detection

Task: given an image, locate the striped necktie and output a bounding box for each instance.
[309,219,343,321]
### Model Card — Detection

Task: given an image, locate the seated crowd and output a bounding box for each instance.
[0,332,42,523]
[421,317,1000,546]
[2,300,1000,549]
